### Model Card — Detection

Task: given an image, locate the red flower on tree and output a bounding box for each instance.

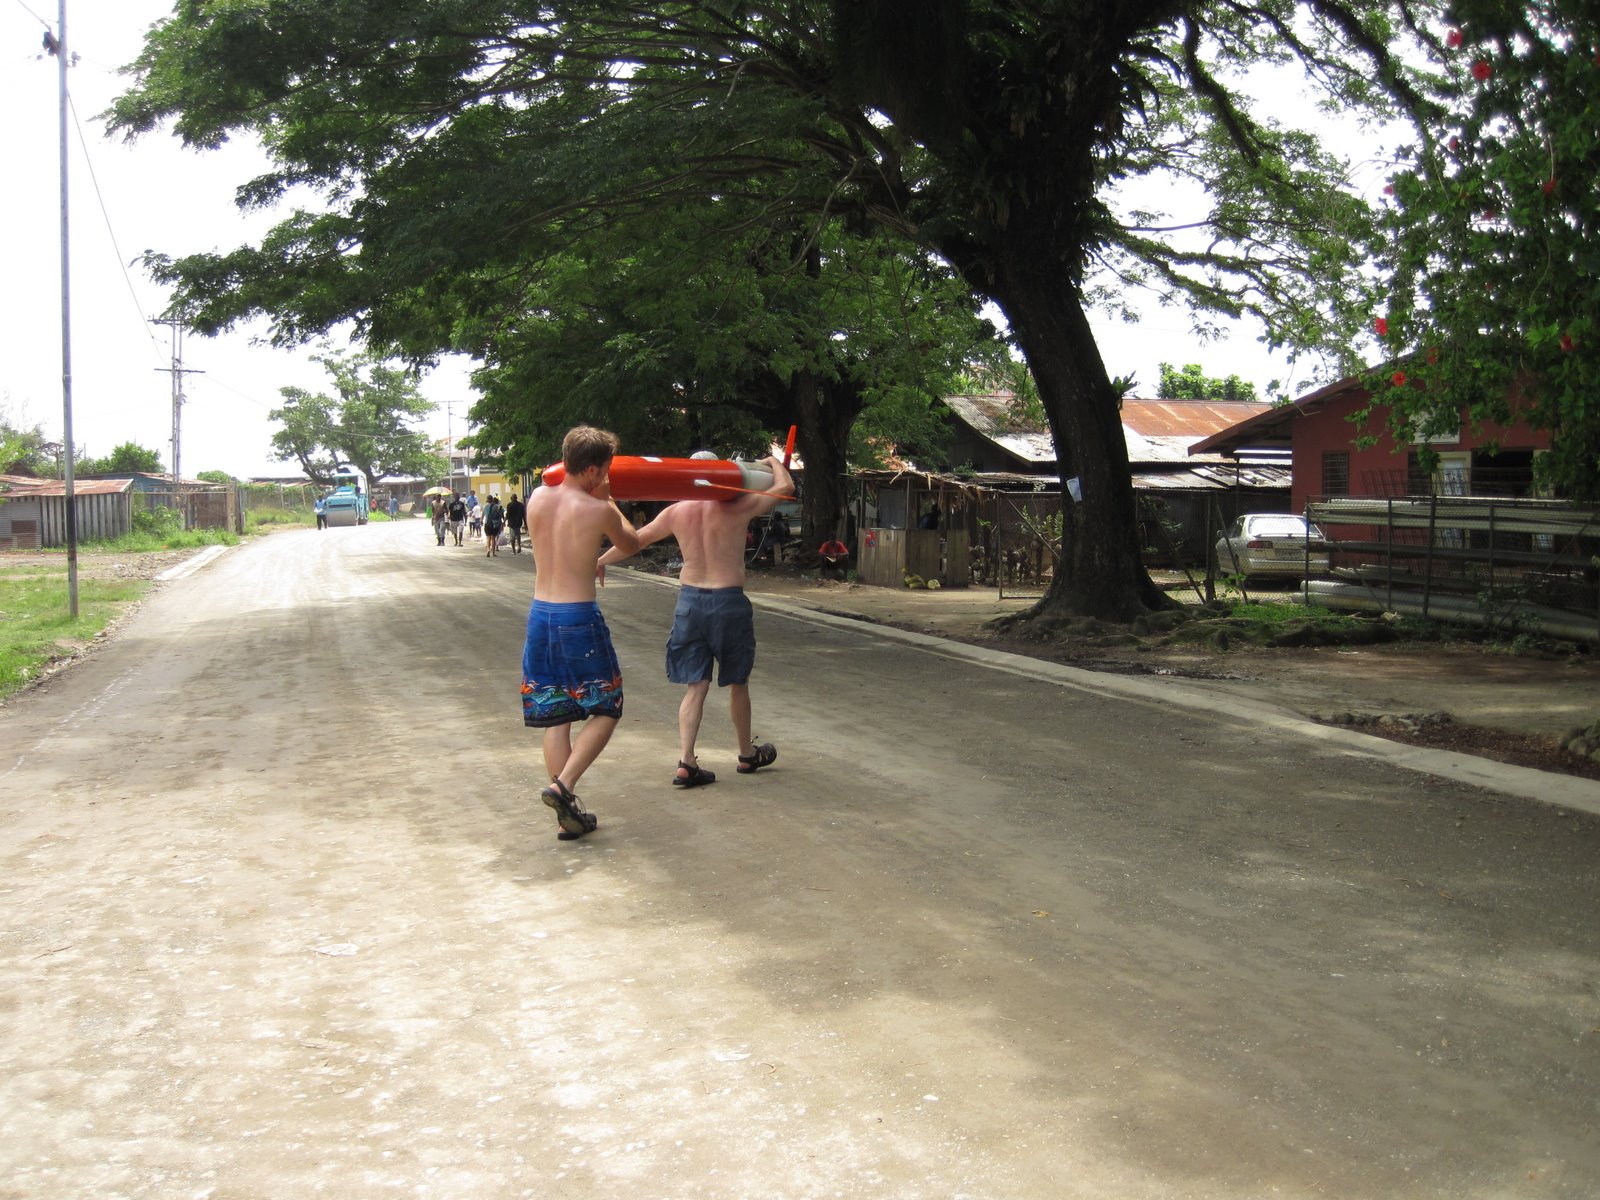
[1375,317,1389,337]
[1391,371,1407,387]
[1543,177,1557,195]
[1447,29,1464,49]
[1560,333,1576,353]
[1472,60,1493,81]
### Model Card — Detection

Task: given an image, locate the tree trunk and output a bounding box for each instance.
[790,370,859,558]
[989,256,1170,621]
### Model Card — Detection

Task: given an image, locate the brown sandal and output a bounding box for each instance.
[673,761,716,788]
[736,743,777,774]
[542,779,598,838]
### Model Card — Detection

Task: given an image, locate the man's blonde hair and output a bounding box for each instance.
[562,425,620,474]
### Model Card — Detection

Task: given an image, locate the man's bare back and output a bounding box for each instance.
[598,455,793,585]
[528,474,639,602]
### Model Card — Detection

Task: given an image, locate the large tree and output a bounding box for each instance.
[467,210,996,545]
[112,1,1436,619]
[1158,363,1258,402]
[1372,1,1599,499]
[270,350,446,486]
[0,407,58,477]
[77,442,164,477]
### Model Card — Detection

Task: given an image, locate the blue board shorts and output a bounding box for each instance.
[665,586,756,687]
[521,601,624,727]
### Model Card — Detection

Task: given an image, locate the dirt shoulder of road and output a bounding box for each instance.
[737,567,1600,783]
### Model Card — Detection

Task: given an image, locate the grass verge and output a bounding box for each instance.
[84,527,241,553]
[0,560,147,700]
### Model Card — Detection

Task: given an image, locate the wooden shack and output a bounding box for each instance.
[856,526,971,588]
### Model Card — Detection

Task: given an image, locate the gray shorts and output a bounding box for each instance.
[665,586,756,687]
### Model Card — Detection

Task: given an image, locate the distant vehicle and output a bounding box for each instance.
[1215,513,1329,580]
[321,465,370,528]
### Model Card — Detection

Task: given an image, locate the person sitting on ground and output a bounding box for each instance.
[597,451,793,789]
[819,536,850,581]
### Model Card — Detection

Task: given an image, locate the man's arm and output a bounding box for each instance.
[598,506,677,568]
[596,508,677,584]
[726,455,796,521]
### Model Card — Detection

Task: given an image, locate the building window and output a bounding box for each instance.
[1406,451,1432,495]
[1321,451,1349,497]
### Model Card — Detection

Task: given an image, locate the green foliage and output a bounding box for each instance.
[196,469,239,484]
[269,348,446,485]
[246,505,315,531]
[1168,599,1439,648]
[76,441,163,477]
[1157,363,1258,402]
[1375,2,1600,498]
[0,565,147,699]
[108,1,1447,618]
[83,515,240,552]
[131,504,183,539]
[0,407,58,476]
[466,210,995,476]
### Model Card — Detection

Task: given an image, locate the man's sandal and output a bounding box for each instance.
[736,743,778,774]
[673,761,716,788]
[542,778,598,839]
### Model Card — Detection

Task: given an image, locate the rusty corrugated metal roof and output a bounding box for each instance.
[1121,398,1274,437]
[0,477,135,497]
[1121,398,1278,465]
[943,393,1283,468]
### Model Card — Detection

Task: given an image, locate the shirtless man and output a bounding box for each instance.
[522,426,640,839]
[598,453,793,787]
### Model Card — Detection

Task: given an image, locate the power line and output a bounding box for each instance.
[10,0,52,34]
[67,90,168,372]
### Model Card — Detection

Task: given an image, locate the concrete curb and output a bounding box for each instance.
[621,568,1600,817]
[153,543,231,581]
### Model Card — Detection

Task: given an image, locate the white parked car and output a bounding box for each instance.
[1214,513,1330,580]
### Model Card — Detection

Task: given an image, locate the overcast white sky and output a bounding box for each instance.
[4,1,1394,479]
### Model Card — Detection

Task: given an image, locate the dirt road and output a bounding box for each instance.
[3,522,1599,1198]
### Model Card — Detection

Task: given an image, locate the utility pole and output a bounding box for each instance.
[47,0,78,616]
[152,316,203,489]
[444,399,461,493]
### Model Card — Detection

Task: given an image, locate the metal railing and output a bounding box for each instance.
[1303,494,1600,641]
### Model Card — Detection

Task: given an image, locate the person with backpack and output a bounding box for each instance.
[483,495,505,557]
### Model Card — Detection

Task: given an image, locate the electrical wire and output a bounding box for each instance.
[66,91,169,372]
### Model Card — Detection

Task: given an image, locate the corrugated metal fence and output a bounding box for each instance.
[27,492,135,546]
[0,487,241,548]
